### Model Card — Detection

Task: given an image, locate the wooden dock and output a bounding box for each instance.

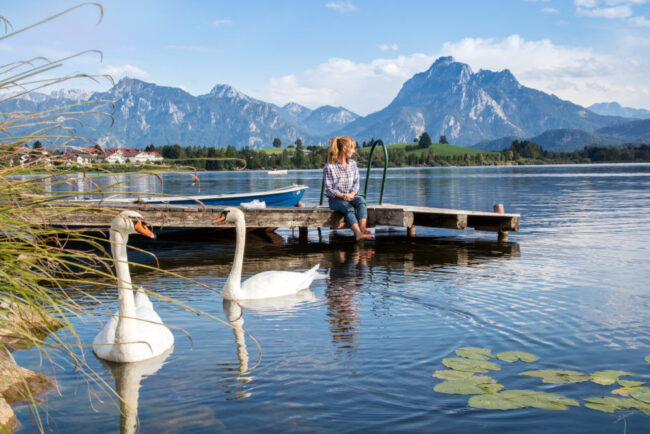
[37,202,519,241]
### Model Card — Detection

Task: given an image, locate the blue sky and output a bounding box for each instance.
[2,0,650,115]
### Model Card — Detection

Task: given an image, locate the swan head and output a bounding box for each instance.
[213,206,244,224]
[110,210,155,239]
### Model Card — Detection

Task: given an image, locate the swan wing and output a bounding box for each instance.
[240,267,323,300]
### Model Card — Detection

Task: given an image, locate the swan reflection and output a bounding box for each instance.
[221,290,318,400]
[102,347,172,434]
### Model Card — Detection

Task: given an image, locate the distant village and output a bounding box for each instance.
[12,144,163,167]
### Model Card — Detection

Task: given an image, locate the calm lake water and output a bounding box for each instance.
[13,164,650,433]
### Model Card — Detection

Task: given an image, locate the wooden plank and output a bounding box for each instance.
[31,202,520,234]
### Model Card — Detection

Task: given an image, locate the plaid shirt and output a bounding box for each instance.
[323,159,359,199]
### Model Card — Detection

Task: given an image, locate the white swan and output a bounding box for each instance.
[213,207,327,300]
[93,211,174,363]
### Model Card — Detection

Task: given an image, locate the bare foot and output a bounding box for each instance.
[362,228,371,235]
[355,233,374,241]
[338,221,346,229]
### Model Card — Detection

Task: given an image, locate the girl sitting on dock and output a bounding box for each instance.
[323,136,374,242]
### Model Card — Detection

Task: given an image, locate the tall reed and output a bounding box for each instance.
[0,4,252,432]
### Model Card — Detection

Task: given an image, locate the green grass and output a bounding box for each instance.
[364,142,494,157]
[266,142,493,157]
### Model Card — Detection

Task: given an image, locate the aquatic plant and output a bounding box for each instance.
[0,5,254,432]
[433,347,650,416]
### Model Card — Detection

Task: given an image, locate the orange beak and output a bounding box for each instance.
[134,220,155,239]
[213,212,227,224]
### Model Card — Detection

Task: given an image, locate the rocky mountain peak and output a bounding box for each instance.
[423,56,472,84]
[113,77,149,94]
[208,84,248,101]
[474,69,520,89]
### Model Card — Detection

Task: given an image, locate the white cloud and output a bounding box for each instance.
[543,7,560,13]
[99,64,151,81]
[441,34,650,110]
[213,19,232,27]
[629,15,650,25]
[574,0,598,7]
[378,43,399,51]
[256,34,650,115]
[576,5,632,18]
[257,54,433,115]
[325,2,358,13]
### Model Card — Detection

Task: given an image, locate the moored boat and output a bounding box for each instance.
[70,185,308,207]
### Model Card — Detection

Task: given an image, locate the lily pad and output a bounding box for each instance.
[617,379,645,388]
[612,386,648,397]
[496,351,539,363]
[480,383,504,394]
[432,370,495,382]
[442,357,501,373]
[630,388,650,404]
[455,347,495,361]
[499,390,579,410]
[520,369,589,384]
[468,393,524,410]
[586,395,650,416]
[585,402,617,413]
[585,397,637,410]
[589,370,635,385]
[434,380,502,395]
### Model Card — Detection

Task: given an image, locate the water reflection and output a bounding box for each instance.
[326,245,374,357]
[220,291,318,401]
[100,347,172,434]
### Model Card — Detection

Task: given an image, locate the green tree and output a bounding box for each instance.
[272,137,282,148]
[439,135,448,144]
[295,138,303,150]
[418,132,432,149]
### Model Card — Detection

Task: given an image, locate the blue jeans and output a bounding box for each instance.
[328,196,368,227]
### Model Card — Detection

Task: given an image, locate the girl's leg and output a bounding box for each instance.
[329,198,372,241]
[350,196,372,236]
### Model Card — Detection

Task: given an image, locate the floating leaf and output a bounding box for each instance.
[630,388,650,404]
[520,369,589,384]
[442,358,501,373]
[585,397,640,411]
[574,395,650,415]
[585,402,617,413]
[645,355,650,365]
[434,380,501,395]
[468,393,524,410]
[589,370,635,385]
[480,383,504,394]
[496,351,539,363]
[455,347,495,361]
[433,371,496,383]
[499,390,579,410]
[617,379,645,388]
[612,386,648,397]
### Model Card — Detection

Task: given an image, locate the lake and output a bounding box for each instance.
[12,164,650,433]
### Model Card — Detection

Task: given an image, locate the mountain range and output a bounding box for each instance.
[3,56,649,151]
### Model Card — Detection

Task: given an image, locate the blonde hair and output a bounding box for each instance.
[327,136,356,164]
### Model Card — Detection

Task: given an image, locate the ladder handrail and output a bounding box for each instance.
[363,139,388,205]
[320,139,389,205]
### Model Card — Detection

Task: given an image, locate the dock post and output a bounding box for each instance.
[407,225,416,237]
[297,202,308,243]
[493,204,508,242]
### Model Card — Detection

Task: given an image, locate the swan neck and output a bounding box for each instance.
[225,216,246,298]
[110,229,136,342]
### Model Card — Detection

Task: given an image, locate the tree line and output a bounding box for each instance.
[142,138,650,172]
